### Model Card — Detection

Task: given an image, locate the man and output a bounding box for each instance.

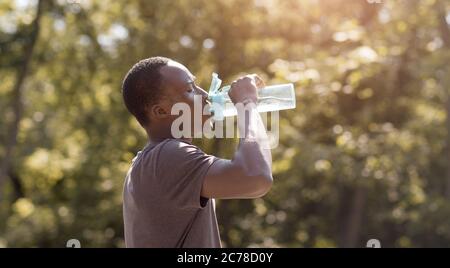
[121,56,273,248]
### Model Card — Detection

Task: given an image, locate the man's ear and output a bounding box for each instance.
[147,102,170,120]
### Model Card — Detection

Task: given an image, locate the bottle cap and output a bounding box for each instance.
[208,73,226,121]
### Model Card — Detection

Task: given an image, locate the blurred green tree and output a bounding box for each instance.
[0,0,449,248]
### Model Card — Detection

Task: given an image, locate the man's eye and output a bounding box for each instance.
[188,83,196,92]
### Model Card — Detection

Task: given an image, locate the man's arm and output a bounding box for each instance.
[201,75,273,199]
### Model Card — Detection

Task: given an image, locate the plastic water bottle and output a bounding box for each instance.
[208,73,296,120]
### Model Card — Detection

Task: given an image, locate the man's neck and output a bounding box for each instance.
[146,130,192,145]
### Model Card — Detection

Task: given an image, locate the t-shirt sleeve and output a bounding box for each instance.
[156,139,219,210]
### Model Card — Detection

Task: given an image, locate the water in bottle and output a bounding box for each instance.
[208,73,296,120]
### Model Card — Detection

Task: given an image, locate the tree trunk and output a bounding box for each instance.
[0,0,44,200]
[8,169,24,201]
[341,185,367,247]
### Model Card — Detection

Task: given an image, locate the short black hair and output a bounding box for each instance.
[121,56,170,127]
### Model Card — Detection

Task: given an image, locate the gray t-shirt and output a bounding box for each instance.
[123,138,222,248]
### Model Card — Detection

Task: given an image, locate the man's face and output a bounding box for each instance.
[157,60,212,135]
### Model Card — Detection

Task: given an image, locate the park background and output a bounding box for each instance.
[1,0,450,247]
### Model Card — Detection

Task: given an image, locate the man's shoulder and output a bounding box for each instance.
[158,139,199,154]
[135,139,210,172]
[139,139,201,165]
[139,138,189,154]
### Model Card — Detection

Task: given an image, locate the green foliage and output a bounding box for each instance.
[0,0,449,247]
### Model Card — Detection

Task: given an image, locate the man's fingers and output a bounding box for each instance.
[248,74,265,89]
[231,74,265,89]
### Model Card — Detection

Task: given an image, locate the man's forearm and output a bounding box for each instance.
[233,102,272,179]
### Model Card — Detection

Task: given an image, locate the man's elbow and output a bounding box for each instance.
[253,173,273,198]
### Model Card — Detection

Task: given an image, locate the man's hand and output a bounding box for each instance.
[201,73,272,200]
[228,74,265,105]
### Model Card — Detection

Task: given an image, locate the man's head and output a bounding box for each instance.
[122,56,210,136]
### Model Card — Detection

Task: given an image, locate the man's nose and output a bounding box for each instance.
[196,87,209,100]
